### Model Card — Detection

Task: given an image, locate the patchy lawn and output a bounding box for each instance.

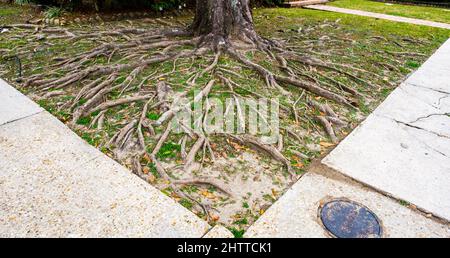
[328,0,450,24]
[1,4,450,235]
[0,3,37,23]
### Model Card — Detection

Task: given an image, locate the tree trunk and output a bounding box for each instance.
[190,0,259,46]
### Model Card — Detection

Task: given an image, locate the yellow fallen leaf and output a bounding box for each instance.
[143,153,151,163]
[320,141,335,147]
[148,174,156,183]
[171,192,181,200]
[291,155,301,162]
[200,190,216,199]
[271,189,278,197]
[294,162,304,168]
[200,190,209,197]
[142,167,150,174]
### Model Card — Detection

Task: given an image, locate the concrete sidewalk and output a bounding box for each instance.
[323,39,450,221]
[0,79,213,237]
[245,164,450,238]
[304,5,450,30]
[246,39,450,237]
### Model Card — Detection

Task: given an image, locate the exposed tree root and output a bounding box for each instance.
[4,19,370,219]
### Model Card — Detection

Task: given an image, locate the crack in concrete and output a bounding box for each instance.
[437,95,450,106]
[398,86,443,110]
[407,82,450,95]
[0,110,44,128]
[394,119,450,158]
[408,112,450,124]
[374,113,450,158]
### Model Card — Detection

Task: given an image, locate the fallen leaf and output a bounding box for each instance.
[148,174,156,183]
[271,188,278,198]
[230,141,244,151]
[293,162,304,168]
[319,199,326,207]
[171,192,181,200]
[211,214,220,221]
[143,153,151,163]
[320,141,335,147]
[200,190,216,199]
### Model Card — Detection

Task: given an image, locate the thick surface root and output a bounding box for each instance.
[4,19,370,224]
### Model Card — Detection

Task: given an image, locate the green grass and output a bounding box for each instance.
[328,0,450,24]
[0,4,21,17]
[44,6,64,19]
[146,112,161,120]
[255,7,450,39]
[179,198,194,209]
[399,199,410,206]
[0,3,29,24]
[228,227,245,238]
[76,117,91,126]
[156,142,181,159]
[233,218,249,225]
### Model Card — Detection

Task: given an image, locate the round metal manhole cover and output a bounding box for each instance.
[319,199,382,238]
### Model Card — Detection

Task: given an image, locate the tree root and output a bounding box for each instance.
[231,134,296,179]
[316,116,338,144]
[173,178,234,198]
[6,22,369,220]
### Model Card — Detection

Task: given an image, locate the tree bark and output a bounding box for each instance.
[190,0,259,47]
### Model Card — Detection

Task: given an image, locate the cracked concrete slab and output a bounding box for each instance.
[323,39,450,221]
[374,83,450,139]
[323,114,450,220]
[374,83,445,124]
[245,166,450,238]
[399,83,450,113]
[0,79,43,126]
[405,40,450,93]
[408,114,450,139]
[0,111,210,237]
